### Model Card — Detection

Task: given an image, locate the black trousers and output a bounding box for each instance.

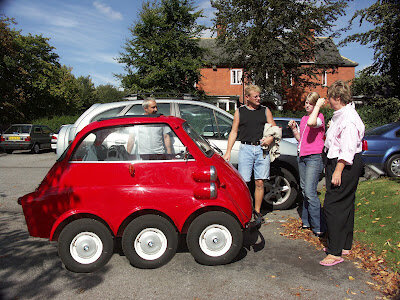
[323,153,363,256]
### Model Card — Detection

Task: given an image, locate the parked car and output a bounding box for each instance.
[51,125,70,153]
[56,97,300,209]
[274,117,301,144]
[362,121,400,178]
[18,115,254,272]
[0,124,53,154]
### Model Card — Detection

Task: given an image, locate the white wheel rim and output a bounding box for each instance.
[199,224,232,257]
[391,158,400,176]
[70,232,103,264]
[264,175,291,205]
[134,228,167,260]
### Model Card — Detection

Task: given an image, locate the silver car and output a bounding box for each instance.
[56,97,300,209]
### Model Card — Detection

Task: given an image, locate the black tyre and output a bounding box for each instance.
[5,149,13,154]
[31,143,40,154]
[264,167,298,210]
[385,154,400,178]
[186,211,243,266]
[58,219,114,273]
[122,215,178,269]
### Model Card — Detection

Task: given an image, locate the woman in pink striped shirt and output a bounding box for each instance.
[289,92,325,237]
[319,80,365,267]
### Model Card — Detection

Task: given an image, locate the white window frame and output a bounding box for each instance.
[322,71,328,86]
[230,69,243,85]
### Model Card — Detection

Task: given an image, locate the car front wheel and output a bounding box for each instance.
[385,154,400,178]
[264,167,298,210]
[31,143,40,154]
[186,211,243,266]
[58,219,114,273]
[122,215,178,269]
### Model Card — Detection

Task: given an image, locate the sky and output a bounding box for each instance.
[1,0,376,88]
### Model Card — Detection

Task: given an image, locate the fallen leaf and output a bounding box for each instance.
[357,202,362,206]
[375,218,380,220]
[349,276,355,280]
[351,291,357,295]
[386,216,392,219]
[371,191,375,195]
[270,275,276,278]
[379,225,386,227]
[366,281,375,285]
[372,221,378,223]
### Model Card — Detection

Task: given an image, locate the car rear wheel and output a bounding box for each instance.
[122,215,178,269]
[31,143,40,154]
[385,154,400,178]
[264,167,298,210]
[186,211,243,266]
[58,219,114,273]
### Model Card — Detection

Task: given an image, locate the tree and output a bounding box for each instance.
[94,84,125,103]
[75,76,96,111]
[210,0,348,98]
[117,0,205,95]
[342,0,400,99]
[351,71,394,99]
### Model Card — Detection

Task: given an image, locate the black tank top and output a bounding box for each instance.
[238,105,267,142]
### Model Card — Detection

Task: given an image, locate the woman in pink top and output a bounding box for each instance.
[319,80,365,267]
[289,92,325,237]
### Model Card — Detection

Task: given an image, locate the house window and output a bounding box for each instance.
[230,69,242,85]
[322,71,328,86]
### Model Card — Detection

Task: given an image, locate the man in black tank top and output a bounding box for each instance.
[223,85,276,216]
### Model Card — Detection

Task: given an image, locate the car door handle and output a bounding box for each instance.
[129,164,135,177]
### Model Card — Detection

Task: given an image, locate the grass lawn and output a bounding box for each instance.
[320,177,400,273]
[353,177,400,273]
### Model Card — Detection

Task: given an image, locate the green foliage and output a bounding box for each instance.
[94,84,125,103]
[342,0,400,99]
[357,97,400,130]
[31,115,80,132]
[211,0,348,96]
[352,71,395,99]
[117,0,205,94]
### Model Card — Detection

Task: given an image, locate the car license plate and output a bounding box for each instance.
[9,136,21,140]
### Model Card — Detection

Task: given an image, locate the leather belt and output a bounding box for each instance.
[241,141,261,146]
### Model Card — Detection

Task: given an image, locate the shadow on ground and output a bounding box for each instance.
[0,210,109,299]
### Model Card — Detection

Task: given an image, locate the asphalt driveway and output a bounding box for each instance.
[0,151,381,299]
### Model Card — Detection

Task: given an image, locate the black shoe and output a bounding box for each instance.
[314,231,325,238]
[300,225,310,230]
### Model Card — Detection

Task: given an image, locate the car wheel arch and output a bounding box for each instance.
[180,206,243,234]
[51,213,113,241]
[385,152,400,177]
[117,209,178,237]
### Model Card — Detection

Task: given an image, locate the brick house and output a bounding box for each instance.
[197,37,358,110]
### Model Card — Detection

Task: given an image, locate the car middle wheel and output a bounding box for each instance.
[122,215,178,269]
[385,154,400,177]
[264,167,298,210]
[58,219,114,273]
[186,211,243,266]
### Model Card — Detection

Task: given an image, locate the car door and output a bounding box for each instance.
[41,126,53,148]
[63,123,199,230]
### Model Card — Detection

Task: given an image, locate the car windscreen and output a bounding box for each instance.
[365,123,399,136]
[182,122,214,157]
[5,125,32,134]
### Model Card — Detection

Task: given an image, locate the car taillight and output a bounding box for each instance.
[193,183,217,199]
[362,140,368,151]
[24,136,31,141]
[0,136,4,142]
[52,135,57,140]
[192,166,217,182]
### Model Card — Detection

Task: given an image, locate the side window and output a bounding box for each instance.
[215,111,233,139]
[125,103,171,116]
[179,104,217,138]
[70,124,190,162]
[33,126,42,134]
[42,126,52,134]
[91,107,125,122]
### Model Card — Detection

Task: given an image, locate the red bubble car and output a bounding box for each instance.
[18,115,254,273]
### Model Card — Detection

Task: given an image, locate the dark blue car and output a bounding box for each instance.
[362,122,400,178]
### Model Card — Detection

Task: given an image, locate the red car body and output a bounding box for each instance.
[19,116,253,272]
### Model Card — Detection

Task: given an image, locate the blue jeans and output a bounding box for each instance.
[238,144,270,182]
[298,154,324,233]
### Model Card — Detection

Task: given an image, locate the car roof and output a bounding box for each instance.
[79,115,185,136]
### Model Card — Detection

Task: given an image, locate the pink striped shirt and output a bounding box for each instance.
[324,103,365,165]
